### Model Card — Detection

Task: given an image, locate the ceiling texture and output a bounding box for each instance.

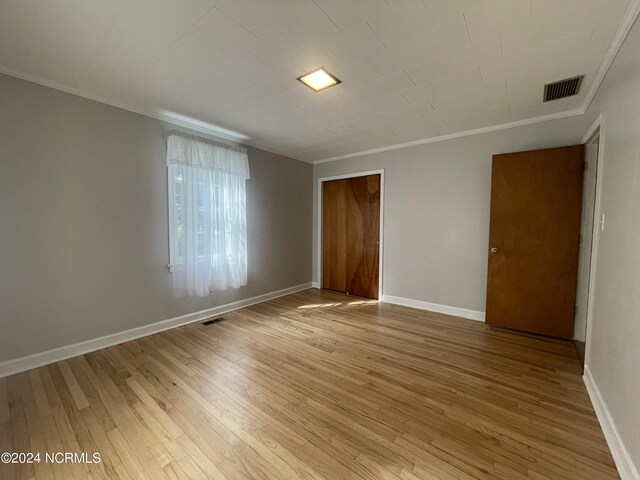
[0,0,634,162]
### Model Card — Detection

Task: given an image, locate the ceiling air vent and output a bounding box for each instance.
[543,75,584,102]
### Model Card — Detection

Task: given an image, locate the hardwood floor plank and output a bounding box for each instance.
[8,376,36,480]
[106,428,153,480]
[57,361,90,411]
[1,289,619,479]
[27,371,52,419]
[0,377,10,424]
[124,378,183,440]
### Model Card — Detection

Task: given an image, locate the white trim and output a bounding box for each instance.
[581,116,635,480]
[581,0,640,112]
[381,294,485,322]
[2,0,638,167]
[0,66,305,163]
[0,282,313,379]
[583,365,640,480]
[313,109,584,164]
[582,113,603,145]
[311,281,321,289]
[317,169,385,299]
[582,114,605,366]
[313,0,640,166]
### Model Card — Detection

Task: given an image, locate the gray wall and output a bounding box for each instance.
[0,73,313,364]
[586,17,640,471]
[313,114,596,314]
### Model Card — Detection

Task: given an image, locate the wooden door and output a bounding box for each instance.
[322,174,380,299]
[486,145,584,339]
[322,179,348,294]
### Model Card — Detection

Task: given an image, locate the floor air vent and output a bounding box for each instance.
[543,75,584,102]
[202,317,225,326]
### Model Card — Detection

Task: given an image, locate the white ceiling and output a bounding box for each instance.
[0,0,633,162]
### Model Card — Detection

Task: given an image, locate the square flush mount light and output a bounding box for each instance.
[297,67,341,92]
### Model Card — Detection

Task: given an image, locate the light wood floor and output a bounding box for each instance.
[0,289,618,480]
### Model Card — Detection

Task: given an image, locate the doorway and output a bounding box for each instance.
[574,127,601,366]
[319,171,384,300]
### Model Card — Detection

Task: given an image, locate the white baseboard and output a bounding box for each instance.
[311,281,320,289]
[380,294,485,322]
[583,365,640,480]
[0,282,313,379]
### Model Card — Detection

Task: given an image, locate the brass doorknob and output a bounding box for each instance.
[490,247,499,254]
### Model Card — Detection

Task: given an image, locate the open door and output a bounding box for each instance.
[486,145,584,339]
[322,174,380,299]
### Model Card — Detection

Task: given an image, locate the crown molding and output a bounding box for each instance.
[313,0,640,165]
[313,108,585,164]
[0,66,306,163]
[2,0,638,166]
[580,0,640,113]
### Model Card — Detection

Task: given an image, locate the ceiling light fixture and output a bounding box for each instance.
[297,67,341,92]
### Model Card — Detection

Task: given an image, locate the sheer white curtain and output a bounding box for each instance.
[166,131,250,297]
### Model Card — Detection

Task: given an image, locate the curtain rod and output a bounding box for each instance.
[164,129,247,154]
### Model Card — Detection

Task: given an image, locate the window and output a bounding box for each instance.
[166,131,250,297]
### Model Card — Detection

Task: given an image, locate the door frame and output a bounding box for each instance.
[581,114,606,366]
[317,169,385,300]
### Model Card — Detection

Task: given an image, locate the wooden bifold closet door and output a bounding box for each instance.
[322,174,380,299]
